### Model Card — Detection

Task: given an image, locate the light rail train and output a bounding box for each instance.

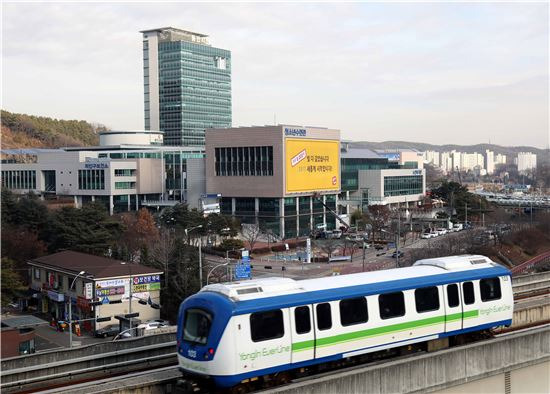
[176,255,513,391]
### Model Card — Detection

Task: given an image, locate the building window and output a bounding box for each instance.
[1,170,37,190]
[463,281,475,305]
[78,170,105,190]
[294,306,311,334]
[480,278,501,302]
[414,287,440,313]
[250,310,284,342]
[379,292,405,319]
[34,268,40,280]
[447,284,459,307]
[115,182,136,190]
[214,146,273,176]
[383,175,423,197]
[316,303,332,330]
[339,297,368,326]
[114,169,136,176]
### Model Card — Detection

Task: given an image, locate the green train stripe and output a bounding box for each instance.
[291,310,479,352]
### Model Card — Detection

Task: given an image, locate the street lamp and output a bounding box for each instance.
[206,262,229,285]
[68,270,86,349]
[185,225,203,288]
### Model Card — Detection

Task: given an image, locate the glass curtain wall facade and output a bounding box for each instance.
[218,195,337,239]
[156,41,231,146]
[340,158,398,191]
[98,150,204,201]
[383,175,423,197]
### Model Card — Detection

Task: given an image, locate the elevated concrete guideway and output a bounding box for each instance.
[262,325,550,394]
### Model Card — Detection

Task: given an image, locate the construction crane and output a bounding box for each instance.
[312,192,350,231]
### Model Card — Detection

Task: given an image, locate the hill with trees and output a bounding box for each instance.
[1,110,103,149]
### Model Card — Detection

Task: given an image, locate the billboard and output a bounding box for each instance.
[285,138,339,193]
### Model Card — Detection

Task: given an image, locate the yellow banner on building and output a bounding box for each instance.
[285,138,340,193]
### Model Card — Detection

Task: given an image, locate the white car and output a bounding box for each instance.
[430,230,439,238]
[137,322,167,331]
[421,232,432,239]
[145,319,170,326]
[436,228,447,235]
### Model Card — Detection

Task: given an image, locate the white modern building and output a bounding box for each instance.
[1,130,206,214]
[356,168,426,207]
[516,152,537,174]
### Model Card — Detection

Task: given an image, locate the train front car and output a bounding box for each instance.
[176,289,236,390]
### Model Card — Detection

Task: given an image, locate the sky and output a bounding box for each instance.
[2,1,549,148]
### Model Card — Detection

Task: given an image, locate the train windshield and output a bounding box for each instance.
[183,308,212,345]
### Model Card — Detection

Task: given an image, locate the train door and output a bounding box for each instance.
[290,305,315,363]
[460,280,480,330]
[444,283,462,332]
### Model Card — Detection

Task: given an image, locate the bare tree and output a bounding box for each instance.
[241,224,263,251]
[318,239,342,259]
[342,239,360,260]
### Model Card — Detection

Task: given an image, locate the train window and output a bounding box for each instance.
[447,284,459,307]
[340,297,368,326]
[250,309,284,342]
[415,287,440,313]
[378,292,405,319]
[480,278,501,302]
[316,303,332,330]
[183,308,213,345]
[294,306,311,334]
[463,282,475,305]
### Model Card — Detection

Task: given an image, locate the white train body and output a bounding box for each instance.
[176,255,513,388]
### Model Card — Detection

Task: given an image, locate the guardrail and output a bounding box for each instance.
[511,250,550,276]
[1,332,176,393]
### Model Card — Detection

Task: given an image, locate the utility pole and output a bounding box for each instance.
[362,241,366,272]
[396,202,400,268]
[199,237,203,288]
[129,265,133,334]
[465,202,468,226]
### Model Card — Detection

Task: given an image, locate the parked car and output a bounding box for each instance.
[137,322,167,331]
[144,319,170,326]
[391,251,404,258]
[430,230,439,238]
[421,232,432,239]
[326,230,342,239]
[374,244,384,250]
[346,234,365,242]
[95,325,120,338]
[436,228,447,235]
[453,223,463,232]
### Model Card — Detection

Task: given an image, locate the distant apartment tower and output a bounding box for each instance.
[141,27,232,146]
[516,152,537,174]
[424,150,440,167]
[485,150,494,174]
[495,153,506,166]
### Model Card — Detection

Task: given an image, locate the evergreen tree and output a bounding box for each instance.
[45,202,123,255]
[1,258,26,306]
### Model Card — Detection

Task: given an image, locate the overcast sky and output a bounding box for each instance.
[2,2,549,148]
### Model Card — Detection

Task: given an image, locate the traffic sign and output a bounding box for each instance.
[235,263,251,280]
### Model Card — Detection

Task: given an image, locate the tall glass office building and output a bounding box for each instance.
[141,27,232,147]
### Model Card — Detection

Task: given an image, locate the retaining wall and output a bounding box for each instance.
[263,326,550,394]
